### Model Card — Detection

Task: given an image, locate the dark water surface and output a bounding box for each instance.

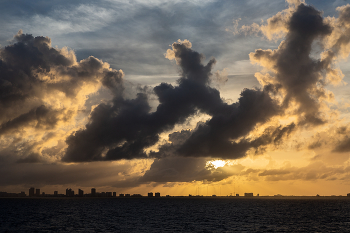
[1,197,350,232]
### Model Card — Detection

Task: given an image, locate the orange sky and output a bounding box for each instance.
[1,0,350,196]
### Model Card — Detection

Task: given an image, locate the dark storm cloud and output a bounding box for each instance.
[63,41,218,162]
[63,93,152,162]
[175,94,292,159]
[64,2,341,166]
[64,40,285,162]
[150,123,295,160]
[2,2,340,166]
[0,32,72,114]
[0,30,123,121]
[0,31,124,162]
[250,3,332,126]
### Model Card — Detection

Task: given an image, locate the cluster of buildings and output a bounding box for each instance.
[0,187,162,198]
[0,191,26,197]
[2,188,350,198]
[147,192,161,197]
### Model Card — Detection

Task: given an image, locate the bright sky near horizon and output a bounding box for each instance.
[1,0,350,196]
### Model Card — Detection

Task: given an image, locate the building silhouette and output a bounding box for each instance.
[29,187,35,197]
[91,188,96,197]
[36,189,40,197]
[119,194,124,197]
[113,192,116,197]
[79,189,84,197]
[66,188,74,197]
[244,193,253,197]
[155,192,160,197]
[148,192,153,197]
[54,191,58,196]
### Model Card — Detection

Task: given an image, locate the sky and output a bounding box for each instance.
[2,0,350,196]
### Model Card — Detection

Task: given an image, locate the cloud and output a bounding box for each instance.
[0,30,124,163]
[333,136,350,152]
[68,3,345,162]
[4,1,350,190]
[139,157,244,183]
[18,4,118,36]
[251,161,350,182]
[235,0,305,40]
[249,3,336,126]
[0,161,140,188]
[244,2,350,155]
[324,4,350,59]
[64,38,288,162]
[145,2,350,166]
[63,39,217,161]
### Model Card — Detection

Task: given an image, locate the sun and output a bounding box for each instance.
[206,160,226,169]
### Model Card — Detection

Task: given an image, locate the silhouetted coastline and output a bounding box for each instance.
[0,187,349,199]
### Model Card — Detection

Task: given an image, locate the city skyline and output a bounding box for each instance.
[2,0,350,196]
[2,186,350,198]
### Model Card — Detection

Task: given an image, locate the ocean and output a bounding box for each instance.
[1,197,350,232]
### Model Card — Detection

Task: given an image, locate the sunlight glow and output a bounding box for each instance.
[206,160,226,169]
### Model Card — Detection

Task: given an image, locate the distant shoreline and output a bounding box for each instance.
[1,196,350,199]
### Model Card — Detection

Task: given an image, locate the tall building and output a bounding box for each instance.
[148,192,153,197]
[113,192,116,197]
[29,187,35,197]
[91,188,96,197]
[79,189,84,197]
[66,188,74,197]
[54,191,58,196]
[155,192,160,197]
[36,189,40,197]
